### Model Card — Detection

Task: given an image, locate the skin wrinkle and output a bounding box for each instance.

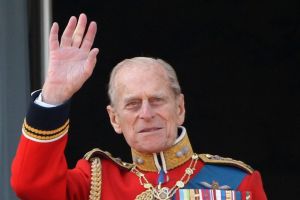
[107,58,185,153]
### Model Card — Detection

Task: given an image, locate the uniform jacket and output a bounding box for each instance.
[11,91,267,200]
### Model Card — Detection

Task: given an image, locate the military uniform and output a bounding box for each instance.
[11,91,267,200]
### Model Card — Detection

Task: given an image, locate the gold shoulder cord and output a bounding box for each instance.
[198,154,254,173]
[89,157,102,200]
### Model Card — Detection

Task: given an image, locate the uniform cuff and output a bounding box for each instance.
[22,90,71,142]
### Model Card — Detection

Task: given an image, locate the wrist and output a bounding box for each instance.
[42,84,71,105]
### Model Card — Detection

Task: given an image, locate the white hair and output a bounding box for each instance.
[108,57,181,106]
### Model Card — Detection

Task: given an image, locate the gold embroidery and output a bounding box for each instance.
[23,119,69,135]
[22,127,68,140]
[199,154,254,173]
[131,133,193,172]
[84,148,133,170]
[89,157,102,200]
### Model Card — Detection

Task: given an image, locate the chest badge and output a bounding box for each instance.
[200,180,231,190]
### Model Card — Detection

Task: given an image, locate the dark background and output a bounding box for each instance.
[48,0,300,199]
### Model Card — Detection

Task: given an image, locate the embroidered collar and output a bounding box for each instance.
[131,126,194,172]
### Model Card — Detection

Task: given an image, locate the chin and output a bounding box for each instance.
[132,137,172,153]
[135,144,167,153]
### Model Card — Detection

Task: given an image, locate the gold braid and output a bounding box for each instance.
[89,157,102,200]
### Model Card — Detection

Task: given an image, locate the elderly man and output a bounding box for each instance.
[11,14,267,200]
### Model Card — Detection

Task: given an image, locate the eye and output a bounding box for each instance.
[150,97,165,106]
[125,101,141,110]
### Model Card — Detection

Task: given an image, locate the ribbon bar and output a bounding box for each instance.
[175,189,251,200]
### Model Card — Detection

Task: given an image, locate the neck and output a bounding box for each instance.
[131,126,193,172]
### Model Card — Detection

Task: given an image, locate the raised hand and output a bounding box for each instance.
[42,13,99,105]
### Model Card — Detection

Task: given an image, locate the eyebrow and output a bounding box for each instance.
[123,96,140,104]
[123,93,167,103]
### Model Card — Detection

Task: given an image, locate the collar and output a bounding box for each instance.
[131,126,194,172]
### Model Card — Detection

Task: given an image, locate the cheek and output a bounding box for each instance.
[168,126,178,140]
[118,114,139,137]
[166,110,180,124]
[119,113,136,126]
[165,112,181,136]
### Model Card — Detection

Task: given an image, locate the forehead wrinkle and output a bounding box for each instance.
[115,67,168,91]
[112,61,173,106]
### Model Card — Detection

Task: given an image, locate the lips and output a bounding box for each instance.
[138,127,162,133]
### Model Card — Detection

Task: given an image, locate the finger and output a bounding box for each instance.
[72,13,88,48]
[80,21,97,51]
[49,22,59,51]
[83,48,99,78]
[60,16,77,47]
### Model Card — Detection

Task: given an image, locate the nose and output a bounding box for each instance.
[139,101,155,120]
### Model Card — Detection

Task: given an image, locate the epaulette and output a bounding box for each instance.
[198,153,254,174]
[83,148,134,170]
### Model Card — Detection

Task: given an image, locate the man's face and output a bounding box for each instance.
[107,62,185,153]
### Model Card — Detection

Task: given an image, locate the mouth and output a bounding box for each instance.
[138,127,163,133]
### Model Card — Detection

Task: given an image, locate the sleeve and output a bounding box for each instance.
[238,170,268,200]
[11,91,91,200]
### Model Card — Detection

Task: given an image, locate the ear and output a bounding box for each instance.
[176,94,185,126]
[106,105,122,134]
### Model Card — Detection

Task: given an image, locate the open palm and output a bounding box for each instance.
[42,14,99,104]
